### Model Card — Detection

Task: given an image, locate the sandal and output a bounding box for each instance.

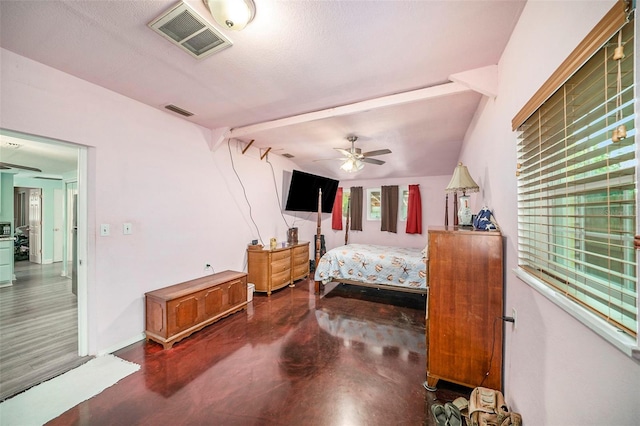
[431,403,448,426]
[444,402,463,426]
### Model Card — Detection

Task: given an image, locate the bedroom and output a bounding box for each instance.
[0,1,639,425]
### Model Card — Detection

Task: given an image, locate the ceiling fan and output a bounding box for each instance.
[0,162,42,173]
[335,136,392,172]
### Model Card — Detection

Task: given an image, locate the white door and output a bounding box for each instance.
[29,189,42,264]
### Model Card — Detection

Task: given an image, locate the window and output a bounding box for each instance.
[342,188,350,218]
[515,15,636,337]
[367,188,381,220]
[365,187,409,221]
[400,187,409,221]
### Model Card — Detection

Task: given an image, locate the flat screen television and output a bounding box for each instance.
[284,170,339,214]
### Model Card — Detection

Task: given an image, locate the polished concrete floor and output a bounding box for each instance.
[48,279,468,425]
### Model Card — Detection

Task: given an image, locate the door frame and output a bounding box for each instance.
[0,128,88,357]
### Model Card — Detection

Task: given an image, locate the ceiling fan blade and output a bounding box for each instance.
[362,149,392,157]
[0,162,42,172]
[362,158,385,165]
[334,148,353,157]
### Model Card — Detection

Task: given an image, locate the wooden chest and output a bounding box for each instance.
[145,270,247,349]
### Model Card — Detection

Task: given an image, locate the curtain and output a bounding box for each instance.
[406,184,422,234]
[331,187,343,230]
[381,185,398,233]
[350,186,363,231]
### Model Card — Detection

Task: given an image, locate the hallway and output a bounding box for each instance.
[0,261,90,401]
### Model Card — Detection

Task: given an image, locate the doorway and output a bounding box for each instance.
[0,129,88,400]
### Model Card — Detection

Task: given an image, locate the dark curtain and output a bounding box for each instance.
[381,185,398,233]
[350,186,363,231]
[406,184,422,234]
[331,187,343,230]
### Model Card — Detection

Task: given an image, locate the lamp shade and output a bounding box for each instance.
[445,162,479,194]
[204,0,256,31]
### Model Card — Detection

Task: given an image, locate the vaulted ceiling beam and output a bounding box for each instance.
[229,81,471,138]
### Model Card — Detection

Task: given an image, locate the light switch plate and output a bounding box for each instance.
[100,224,110,236]
[123,223,132,235]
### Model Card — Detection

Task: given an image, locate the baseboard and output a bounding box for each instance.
[97,333,146,356]
[42,259,53,265]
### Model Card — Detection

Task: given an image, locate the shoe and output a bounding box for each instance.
[431,404,448,426]
[444,402,462,426]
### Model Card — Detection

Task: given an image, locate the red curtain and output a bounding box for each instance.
[332,187,343,230]
[406,184,422,234]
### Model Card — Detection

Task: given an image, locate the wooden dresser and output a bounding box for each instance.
[247,241,310,295]
[426,226,503,391]
[145,270,247,349]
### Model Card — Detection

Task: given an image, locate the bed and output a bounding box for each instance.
[314,244,427,294]
[312,188,427,294]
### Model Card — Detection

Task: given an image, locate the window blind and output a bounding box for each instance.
[516,16,637,336]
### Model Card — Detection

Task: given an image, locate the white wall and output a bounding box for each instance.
[0,49,304,354]
[460,2,640,425]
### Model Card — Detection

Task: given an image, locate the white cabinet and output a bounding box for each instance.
[0,239,13,285]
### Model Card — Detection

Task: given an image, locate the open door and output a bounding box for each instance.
[28,189,42,264]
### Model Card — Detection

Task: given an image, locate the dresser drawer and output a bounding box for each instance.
[293,263,308,278]
[292,252,308,267]
[271,257,290,273]
[272,269,291,288]
[271,250,290,262]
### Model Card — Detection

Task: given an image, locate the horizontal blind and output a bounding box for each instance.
[517,17,637,336]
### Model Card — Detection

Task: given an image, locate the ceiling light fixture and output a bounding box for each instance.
[340,158,364,173]
[203,0,256,31]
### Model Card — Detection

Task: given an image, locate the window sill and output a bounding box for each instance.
[513,267,640,361]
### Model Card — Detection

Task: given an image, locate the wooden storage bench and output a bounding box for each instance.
[145,270,247,349]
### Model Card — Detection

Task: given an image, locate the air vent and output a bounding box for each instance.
[165,104,194,117]
[282,153,295,158]
[149,2,232,59]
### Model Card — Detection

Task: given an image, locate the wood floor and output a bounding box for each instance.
[0,261,91,401]
[48,279,469,425]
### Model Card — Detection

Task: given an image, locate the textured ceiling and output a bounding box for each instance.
[0,0,526,180]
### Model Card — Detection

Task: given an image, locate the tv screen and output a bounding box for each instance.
[284,170,339,214]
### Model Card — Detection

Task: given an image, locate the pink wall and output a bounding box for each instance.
[459,1,640,425]
[0,49,304,353]
[320,176,451,250]
[0,49,449,354]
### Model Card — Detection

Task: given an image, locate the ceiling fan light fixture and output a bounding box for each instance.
[204,0,256,31]
[340,158,364,173]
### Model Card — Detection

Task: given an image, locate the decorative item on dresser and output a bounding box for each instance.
[145,270,248,349]
[247,241,310,295]
[425,226,504,391]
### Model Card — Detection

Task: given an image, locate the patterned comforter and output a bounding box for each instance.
[314,244,427,290]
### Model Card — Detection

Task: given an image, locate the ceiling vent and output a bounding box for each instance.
[149,2,232,59]
[165,104,194,117]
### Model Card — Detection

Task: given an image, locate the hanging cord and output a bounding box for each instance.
[479,315,514,388]
[227,139,264,246]
[265,157,291,229]
[612,29,627,142]
[616,30,623,122]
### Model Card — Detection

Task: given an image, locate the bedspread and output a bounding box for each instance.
[314,244,427,290]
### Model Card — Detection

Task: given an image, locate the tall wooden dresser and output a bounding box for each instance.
[247,241,310,295]
[426,226,503,391]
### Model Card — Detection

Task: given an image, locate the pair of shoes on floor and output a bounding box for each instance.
[431,402,463,426]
